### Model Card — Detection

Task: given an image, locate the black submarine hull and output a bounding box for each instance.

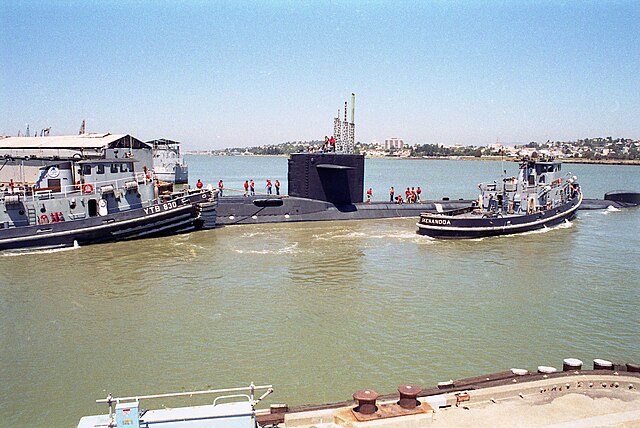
[216,196,470,225]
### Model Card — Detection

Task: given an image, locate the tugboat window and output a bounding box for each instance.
[111,164,119,173]
[97,165,105,174]
[120,163,131,173]
[82,165,92,175]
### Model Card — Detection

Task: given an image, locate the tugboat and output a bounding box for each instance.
[0,156,216,252]
[416,157,582,239]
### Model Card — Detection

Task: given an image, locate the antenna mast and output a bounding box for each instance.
[333,94,356,154]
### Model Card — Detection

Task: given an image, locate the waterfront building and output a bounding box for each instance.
[384,137,404,150]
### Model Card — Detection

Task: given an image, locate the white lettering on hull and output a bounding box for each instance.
[143,201,178,215]
[421,217,452,225]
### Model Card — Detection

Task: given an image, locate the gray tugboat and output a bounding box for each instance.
[0,156,217,252]
[416,157,582,239]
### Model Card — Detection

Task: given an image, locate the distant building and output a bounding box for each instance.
[384,138,404,150]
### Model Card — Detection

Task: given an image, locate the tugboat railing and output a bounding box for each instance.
[8,172,155,203]
[96,383,273,404]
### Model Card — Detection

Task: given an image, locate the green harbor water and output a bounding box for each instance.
[1,157,639,426]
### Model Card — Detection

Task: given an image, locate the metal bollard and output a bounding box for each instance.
[593,359,613,370]
[397,384,422,410]
[353,390,379,415]
[627,363,640,373]
[563,358,583,372]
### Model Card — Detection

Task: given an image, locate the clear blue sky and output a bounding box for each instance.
[2,1,639,149]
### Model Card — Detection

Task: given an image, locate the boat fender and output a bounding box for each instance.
[39,214,49,224]
[50,212,59,222]
[83,183,94,194]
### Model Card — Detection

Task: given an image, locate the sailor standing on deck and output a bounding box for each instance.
[250,180,255,196]
[218,180,224,196]
[390,186,395,202]
[266,179,272,195]
[275,180,280,195]
[367,188,372,204]
[244,180,249,196]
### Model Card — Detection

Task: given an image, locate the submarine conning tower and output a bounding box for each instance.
[288,153,365,205]
[287,93,364,205]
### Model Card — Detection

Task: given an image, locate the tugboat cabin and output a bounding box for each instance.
[521,159,562,186]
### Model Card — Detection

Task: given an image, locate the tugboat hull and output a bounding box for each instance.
[0,190,216,252]
[416,193,582,239]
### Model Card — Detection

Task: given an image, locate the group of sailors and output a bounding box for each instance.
[389,186,423,204]
[241,179,280,196]
[321,135,336,152]
[194,179,282,197]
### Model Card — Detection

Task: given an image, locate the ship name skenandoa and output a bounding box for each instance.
[0,156,216,252]
[417,157,582,239]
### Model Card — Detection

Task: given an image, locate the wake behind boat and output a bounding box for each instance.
[0,156,217,252]
[416,157,582,239]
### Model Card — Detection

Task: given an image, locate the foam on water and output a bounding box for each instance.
[1,240,81,257]
[232,242,299,255]
[602,205,621,214]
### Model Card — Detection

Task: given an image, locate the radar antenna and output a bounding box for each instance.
[334,94,355,153]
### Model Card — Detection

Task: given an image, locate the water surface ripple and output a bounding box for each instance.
[0,158,638,426]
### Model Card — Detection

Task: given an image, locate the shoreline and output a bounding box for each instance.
[185,152,640,166]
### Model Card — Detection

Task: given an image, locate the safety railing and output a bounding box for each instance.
[96,383,273,405]
[5,171,155,203]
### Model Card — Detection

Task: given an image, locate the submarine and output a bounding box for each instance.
[215,153,638,226]
[216,95,638,226]
[216,152,472,225]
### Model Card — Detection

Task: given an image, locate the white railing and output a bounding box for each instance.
[96,383,273,404]
[12,171,155,203]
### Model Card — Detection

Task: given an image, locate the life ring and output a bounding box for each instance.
[39,214,49,224]
[83,183,93,194]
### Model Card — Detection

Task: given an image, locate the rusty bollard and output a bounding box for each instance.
[353,389,379,415]
[397,384,422,410]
